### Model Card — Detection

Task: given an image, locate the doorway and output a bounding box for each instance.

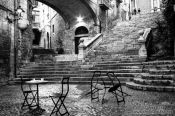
[32,29,41,46]
[74,26,88,54]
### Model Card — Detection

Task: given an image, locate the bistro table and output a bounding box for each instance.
[25,79,49,114]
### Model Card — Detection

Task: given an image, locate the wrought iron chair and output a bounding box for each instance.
[49,77,70,116]
[20,77,37,110]
[106,72,131,104]
[90,71,106,102]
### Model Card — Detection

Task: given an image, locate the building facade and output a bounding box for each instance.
[0,0,34,84]
[31,0,113,55]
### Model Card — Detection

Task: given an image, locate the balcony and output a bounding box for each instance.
[99,0,109,10]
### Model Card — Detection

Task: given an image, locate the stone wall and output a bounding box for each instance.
[17,0,34,67]
[0,0,14,83]
[0,0,34,83]
[50,14,66,53]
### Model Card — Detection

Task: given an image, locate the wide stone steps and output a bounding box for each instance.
[126,60,175,92]
[133,78,174,86]
[19,69,142,74]
[13,76,131,85]
[18,72,139,78]
[148,69,175,74]
[141,73,174,80]
[126,82,175,92]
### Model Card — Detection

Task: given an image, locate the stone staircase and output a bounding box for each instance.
[14,12,175,91]
[126,60,175,92]
[15,54,142,85]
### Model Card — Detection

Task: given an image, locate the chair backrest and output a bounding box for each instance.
[107,72,121,86]
[91,71,101,86]
[91,71,101,82]
[61,77,70,96]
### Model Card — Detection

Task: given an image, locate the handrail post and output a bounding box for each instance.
[78,39,85,62]
[138,28,151,61]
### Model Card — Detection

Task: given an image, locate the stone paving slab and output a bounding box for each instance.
[0,84,175,116]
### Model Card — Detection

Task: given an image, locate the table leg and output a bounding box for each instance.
[32,84,45,114]
[36,84,39,108]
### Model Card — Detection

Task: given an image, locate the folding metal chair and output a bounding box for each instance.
[20,77,37,110]
[90,71,105,102]
[107,72,131,104]
[49,77,70,116]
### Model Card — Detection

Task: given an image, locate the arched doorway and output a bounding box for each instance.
[74,26,89,54]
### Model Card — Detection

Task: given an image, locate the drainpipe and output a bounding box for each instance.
[14,0,17,78]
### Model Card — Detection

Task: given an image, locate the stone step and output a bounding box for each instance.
[148,69,175,74]
[21,67,81,71]
[95,62,142,66]
[92,65,141,70]
[141,73,174,80]
[143,60,175,65]
[13,76,131,85]
[133,78,174,86]
[126,82,175,92]
[23,63,142,70]
[144,64,175,69]
[19,69,142,74]
[18,72,138,78]
[23,65,81,69]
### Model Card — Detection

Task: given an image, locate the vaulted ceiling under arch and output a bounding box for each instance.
[36,0,97,28]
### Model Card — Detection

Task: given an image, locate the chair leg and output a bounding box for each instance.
[50,97,60,116]
[22,94,34,110]
[61,101,70,116]
[50,97,69,116]
[30,92,37,106]
[91,89,100,101]
[102,88,107,104]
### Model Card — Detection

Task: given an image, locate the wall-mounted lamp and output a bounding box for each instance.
[6,6,25,23]
[6,6,29,30]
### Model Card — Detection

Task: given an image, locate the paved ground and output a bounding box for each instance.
[0,84,175,116]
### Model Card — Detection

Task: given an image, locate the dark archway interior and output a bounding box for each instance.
[75,26,89,54]
[33,29,41,45]
[75,26,89,35]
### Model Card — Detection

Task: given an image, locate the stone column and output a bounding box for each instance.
[138,29,147,61]
[9,20,15,80]
[78,39,85,62]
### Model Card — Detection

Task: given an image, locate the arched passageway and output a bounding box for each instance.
[36,0,97,28]
[74,26,89,54]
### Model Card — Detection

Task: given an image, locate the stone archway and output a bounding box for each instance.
[36,0,97,28]
[74,26,89,54]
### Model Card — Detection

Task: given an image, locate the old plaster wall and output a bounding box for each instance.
[17,0,34,65]
[0,0,14,83]
[50,13,66,53]
[0,0,34,83]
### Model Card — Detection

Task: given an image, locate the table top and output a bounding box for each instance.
[25,80,49,84]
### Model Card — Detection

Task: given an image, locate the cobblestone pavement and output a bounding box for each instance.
[0,84,175,116]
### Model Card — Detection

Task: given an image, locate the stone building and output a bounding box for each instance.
[0,0,34,84]
[118,0,161,21]
[131,0,161,13]
[31,0,112,58]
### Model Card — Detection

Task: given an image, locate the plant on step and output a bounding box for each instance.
[162,0,175,56]
[146,0,175,60]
